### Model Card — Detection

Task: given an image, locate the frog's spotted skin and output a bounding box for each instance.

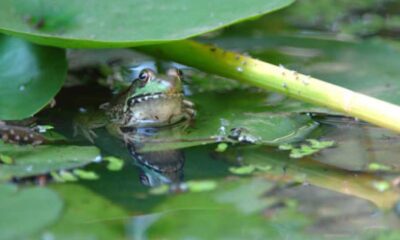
[0,121,45,145]
[105,68,195,129]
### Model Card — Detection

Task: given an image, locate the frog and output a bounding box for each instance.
[74,67,195,187]
[75,67,196,142]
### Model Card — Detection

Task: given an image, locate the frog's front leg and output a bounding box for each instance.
[73,109,108,143]
[164,99,196,125]
[0,121,45,145]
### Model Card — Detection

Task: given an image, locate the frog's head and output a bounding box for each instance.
[125,68,183,108]
[106,67,190,128]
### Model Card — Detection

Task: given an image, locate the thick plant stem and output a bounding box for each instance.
[137,40,400,133]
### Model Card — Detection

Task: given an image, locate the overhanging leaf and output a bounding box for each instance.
[0,0,294,48]
[0,35,66,119]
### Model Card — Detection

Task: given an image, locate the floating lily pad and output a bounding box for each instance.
[0,184,63,240]
[136,90,318,152]
[0,142,100,181]
[0,35,66,120]
[0,0,294,48]
[45,184,128,240]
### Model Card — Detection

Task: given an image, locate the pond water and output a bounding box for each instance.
[3,16,400,239]
[17,55,400,239]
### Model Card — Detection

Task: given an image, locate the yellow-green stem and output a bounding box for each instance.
[137,40,400,133]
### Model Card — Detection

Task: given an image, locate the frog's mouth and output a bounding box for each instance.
[127,92,183,106]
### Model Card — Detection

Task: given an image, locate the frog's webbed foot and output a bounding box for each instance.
[182,99,196,121]
[73,124,98,143]
[228,127,260,144]
[0,121,45,145]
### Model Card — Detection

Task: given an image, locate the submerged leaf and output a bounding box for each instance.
[279,139,335,159]
[229,165,256,175]
[215,143,229,152]
[0,184,63,240]
[368,163,392,172]
[59,170,78,182]
[103,156,124,171]
[221,146,399,209]
[372,181,391,192]
[186,180,217,192]
[229,164,272,175]
[0,154,13,164]
[73,169,99,180]
[0,142,100,181]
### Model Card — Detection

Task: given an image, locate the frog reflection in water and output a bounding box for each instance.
[80,68,195,187]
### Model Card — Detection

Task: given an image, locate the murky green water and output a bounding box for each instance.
[20,63,399,239]
[3,3,400,238]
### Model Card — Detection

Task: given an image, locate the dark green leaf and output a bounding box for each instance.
[0,35,66,119]
[0,0,293,48]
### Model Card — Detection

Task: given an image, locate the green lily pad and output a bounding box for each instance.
[137,90,318,152]
[0,35,66,119]
[0,0,293,48]
[137,178,312,240]
[45,184,128,240]
[0,184,63,240]
[0,142,100,181]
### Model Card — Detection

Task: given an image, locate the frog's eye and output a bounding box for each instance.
[138,69,152,82]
